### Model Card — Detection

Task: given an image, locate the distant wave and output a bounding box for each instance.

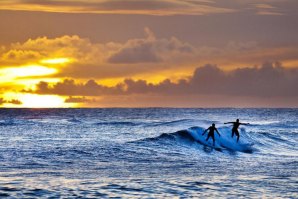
[94,119,193,127]
[148,119,194,127]
[95,121,142,126]
[141,130,196,142]
[67,117,82,123]
[0,119,36,126]
[0,120,15,126]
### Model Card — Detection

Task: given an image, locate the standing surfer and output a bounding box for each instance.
[202,123,221,146]
[224,119,250,142]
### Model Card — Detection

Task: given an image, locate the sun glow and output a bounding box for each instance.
[20,94,68,108]
[0,65,57,79]
[41,58,72,65]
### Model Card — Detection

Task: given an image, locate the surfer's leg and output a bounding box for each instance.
[231,129,235,138]
[206,134,210,141]
[212,136,215,146]
[236,131,240,142]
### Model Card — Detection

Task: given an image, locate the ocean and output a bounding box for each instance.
[0,108,297,198]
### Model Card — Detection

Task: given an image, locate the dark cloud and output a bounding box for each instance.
[108,28,194,64]
[8,99,22,105]
[25,79,124,96]
[25,62,298,98]
[190,62,298,97]
[0,98,5,105]
[0,98,22,105]
[108,43,162,64]
[64,96,97,103]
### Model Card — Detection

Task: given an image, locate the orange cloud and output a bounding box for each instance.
[1,35,103,65]
[1,29,298,82]
[0,0,234,15]
[0,29,197,82]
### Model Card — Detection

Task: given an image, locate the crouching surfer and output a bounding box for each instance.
[224,119,250,142]
[202,123,221,146]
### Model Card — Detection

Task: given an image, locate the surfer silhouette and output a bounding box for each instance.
[202,123,221,146]
[224,119,250,142]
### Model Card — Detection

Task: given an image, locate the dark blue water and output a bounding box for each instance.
[0,108,297,198]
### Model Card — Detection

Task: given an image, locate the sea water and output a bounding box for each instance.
[0,108,297,198]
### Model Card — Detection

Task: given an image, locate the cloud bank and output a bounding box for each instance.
[1,30,298,81]
[27,62,298,99]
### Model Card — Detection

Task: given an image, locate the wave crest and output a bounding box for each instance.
[138,126,255,153]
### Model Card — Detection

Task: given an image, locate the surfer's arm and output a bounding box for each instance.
[215,129,221,136]
[202,128,209,135]
[224,122,233,124]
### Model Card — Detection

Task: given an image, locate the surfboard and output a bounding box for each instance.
[197,140,223,151]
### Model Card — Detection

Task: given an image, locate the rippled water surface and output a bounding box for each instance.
[0,108,297,198]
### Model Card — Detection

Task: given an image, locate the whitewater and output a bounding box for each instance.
[0,108,297,198]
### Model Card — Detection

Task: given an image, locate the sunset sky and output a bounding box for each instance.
[0,0,298,108]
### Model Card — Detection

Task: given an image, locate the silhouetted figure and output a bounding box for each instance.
[202,123,221,146]
[224,119,250,142]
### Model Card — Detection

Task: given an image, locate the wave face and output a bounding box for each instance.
[141,126,255,153]
[0,108,297,198]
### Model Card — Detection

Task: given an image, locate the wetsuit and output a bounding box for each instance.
[232,122,240,142]
[225,120,249,142]
[203,126,220,146]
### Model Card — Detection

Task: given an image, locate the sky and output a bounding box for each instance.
[0,0,298,108]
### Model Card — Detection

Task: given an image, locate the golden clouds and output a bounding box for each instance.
[2,29,297,81]
[0,36,81,107]
[1,28,298,107]
[0,64,66,107]
[2,35,101,64]
[0,1,297,108]
[1,50,41,64]
[0,0,234,16]
[0,29,198,81]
